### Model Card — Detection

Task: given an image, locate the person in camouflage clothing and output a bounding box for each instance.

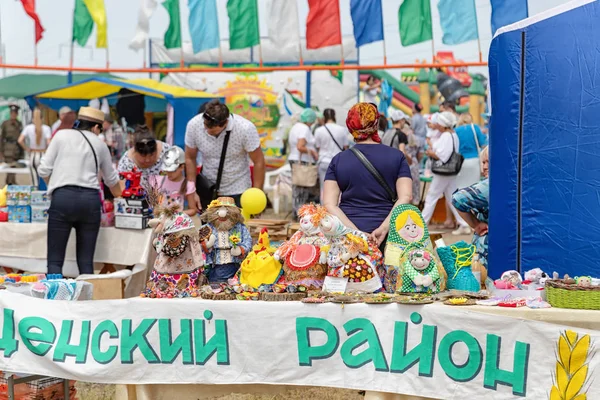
[0,105,24,185]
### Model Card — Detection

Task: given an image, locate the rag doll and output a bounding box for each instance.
[238,228,282,289]
[399,249,441,293]
[274,204,329,289]
[319,213,382,293]
[142,186,206,298]
[385,204,446,293]
[201,197,252,284]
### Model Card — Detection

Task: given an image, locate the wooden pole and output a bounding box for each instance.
[473,0,483,62]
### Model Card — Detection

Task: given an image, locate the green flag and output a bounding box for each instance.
[163,0,182,49]
[398,0,433,46]
[72,0,94,47]
[227,0,259,50]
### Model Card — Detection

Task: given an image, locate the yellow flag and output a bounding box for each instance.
[82,0,107,48]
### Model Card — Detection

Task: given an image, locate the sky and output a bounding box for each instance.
[0,0,573,78]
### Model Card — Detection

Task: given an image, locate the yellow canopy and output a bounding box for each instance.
[32,77,214,100]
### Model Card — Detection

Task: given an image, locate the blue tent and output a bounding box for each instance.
[488,0,600,279]
[25,77,223,148]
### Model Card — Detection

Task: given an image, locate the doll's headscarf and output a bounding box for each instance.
[346,102,381,143]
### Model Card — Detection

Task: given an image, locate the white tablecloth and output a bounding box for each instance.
[0,223,153,278]
[0,160,32,186]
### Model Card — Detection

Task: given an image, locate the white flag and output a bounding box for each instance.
[267,0,301,53]
[129,0,158,51]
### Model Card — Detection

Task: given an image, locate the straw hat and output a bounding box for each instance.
[78,107,104,124]
[207,197,238,209]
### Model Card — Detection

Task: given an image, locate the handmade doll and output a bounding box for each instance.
[438,241,480,292]
[319,213,382,293]
[399,249,441,293]
[385,204,446,293]
[238,228,282,289]
[274,204,329,289]
[201,197,252,283]
[142,186,206,298]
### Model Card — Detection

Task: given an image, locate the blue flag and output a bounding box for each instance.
[490,0,528,35]
[350,0,384,47]
[188,0,220,54]
[438,0,478,45]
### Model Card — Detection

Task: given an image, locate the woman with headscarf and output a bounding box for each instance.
[421,111,469,232]
[322,103,413,250]
[18,108,51,188]
[288,108,319,217]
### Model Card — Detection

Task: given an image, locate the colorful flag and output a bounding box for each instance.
[349,0,383,47]
[162,0,182,49]
[306,0,342,49]
[490,0,528,35]
[19,0,44,43]
[83,0,107,48]
[189,0,220,53]
[130,0,158,51]
[438,0,478,45]
[330,69,343,83]
[226,0,260,50]
[267,0,300,52]
[398,0,432,46]
[72,0,94,47]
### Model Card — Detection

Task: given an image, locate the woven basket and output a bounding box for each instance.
[261,292,307,302]
[200,292,236,301]
[545,280,600,310]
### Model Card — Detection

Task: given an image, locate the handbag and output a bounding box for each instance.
[291,162,318,187]
[349,147,397,202]
[196,130,231,209]
[431,132,464,176]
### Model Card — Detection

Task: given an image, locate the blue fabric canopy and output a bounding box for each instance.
[488,0,600,279]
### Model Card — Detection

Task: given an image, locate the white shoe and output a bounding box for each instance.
[452,226,472,235]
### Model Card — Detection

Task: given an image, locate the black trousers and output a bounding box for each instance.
[47,186,102,276]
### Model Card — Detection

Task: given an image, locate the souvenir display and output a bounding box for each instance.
[396,293,435,305]
[437,241,480,292]
[545,277,600,310]
[319,213,382,293]
[494,270,523,289]
[115,169,150,229]
[398,249,442,293]
[385,204,446,293]
[201,197,252,284]
[444,297,476,306]
[7,185,33,223]
[141,186,206,298]
[0,185,7,222]
[274,204,329,289]
[238,228,283,289]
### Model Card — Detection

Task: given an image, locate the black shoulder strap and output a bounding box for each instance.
[349,147,397,202]
[324,125,343,151]
[77,129,98,174]
[214,130,232,196]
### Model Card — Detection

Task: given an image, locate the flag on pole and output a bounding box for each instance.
[349,0,383,47]
[490,0,528,35]
[189,0,220,53]
[398,0,432,46]
[162,0,182,49]
[438,0,478,45]
[19,0,45,43]
[306,0,342,49]
[130,0,158,51]
[73,0,94,47]
[83,0,107,48]
[267,0,300,52]
[226,0,260,50]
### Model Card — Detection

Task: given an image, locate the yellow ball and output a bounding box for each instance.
[240,188,267,215]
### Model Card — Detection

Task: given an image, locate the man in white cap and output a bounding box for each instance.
[381,109,410,151]
[51,106,72,133]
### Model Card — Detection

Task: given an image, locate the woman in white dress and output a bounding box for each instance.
[314,108,349,198]
[18,108,51,188]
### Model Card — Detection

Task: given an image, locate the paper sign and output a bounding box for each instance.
[322,276,348,293]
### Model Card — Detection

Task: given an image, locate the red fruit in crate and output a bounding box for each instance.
[103,200,114,213]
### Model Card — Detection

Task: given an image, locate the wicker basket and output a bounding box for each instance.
[200,292,236,301]
[261,292,307,302]
[545,280,600,310]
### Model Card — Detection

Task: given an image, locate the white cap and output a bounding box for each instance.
[389,109,409,122]
[59,106,72,116]
[161,146,186,172]
[437,111,458,129]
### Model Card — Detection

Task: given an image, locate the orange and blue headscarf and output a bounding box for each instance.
[346,102,381,143]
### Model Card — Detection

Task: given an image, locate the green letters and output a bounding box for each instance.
[296,317,339,367]
[438,330,482,382]
[0,308,18,357]
[194,311,229,365]
[121,319,159,364]
[91,320,119,364]
[53,320,91,363]
[390,313,437,377]
[159,319,193,365]
[484,334,530,396]
[18,317,56,357]
[340,318,388,371]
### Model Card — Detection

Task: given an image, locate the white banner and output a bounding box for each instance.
[0,291,598,399]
